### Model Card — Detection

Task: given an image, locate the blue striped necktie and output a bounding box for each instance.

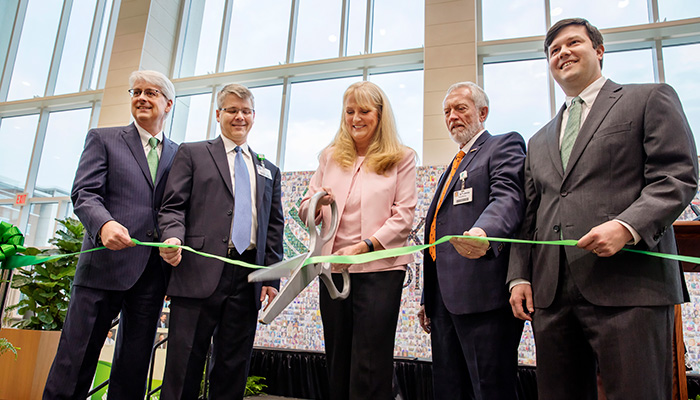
[232,146,252,254]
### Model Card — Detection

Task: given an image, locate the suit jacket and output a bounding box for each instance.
[507,80,699,308]
[423,131,526,315]
[298,147,417,273]
[158,136,283,308]
[72,123,178,291]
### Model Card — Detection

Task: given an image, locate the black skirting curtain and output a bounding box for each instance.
[249,348,699,400]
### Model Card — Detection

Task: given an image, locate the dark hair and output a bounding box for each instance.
[545,18,604,67]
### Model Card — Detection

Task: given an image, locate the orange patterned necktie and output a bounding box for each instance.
[429,150,465,261]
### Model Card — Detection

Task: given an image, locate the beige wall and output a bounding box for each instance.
[422,0,477,166]
[98,0,181,128]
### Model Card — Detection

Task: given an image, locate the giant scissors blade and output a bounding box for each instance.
[248,253,306,282]
[250,191,350,324]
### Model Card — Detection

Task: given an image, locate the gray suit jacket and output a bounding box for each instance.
[507,80,698,308]
[72,123,178,290]
[158,136,283,309]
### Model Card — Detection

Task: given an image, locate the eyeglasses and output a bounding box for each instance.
[128,88,162,98]
[219,107,255,116]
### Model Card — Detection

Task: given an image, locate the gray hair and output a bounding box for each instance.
[129,70,176,101]
[444,81,489,111]
[217,83,255,109]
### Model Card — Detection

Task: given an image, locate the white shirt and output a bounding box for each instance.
[134,122,163,158]
[220,134,258,249]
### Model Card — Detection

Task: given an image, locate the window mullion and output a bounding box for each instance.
[216,0,234,73]
[286,0,300,64]
[0,0,28,102]
[44,0,74,97]
[80,0,107,92]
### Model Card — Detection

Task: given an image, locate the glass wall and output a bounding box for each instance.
[0,0,116,246]
[480,1,700,147]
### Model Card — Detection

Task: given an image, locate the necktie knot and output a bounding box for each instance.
[234,145,242,154]
[148,137,159,149]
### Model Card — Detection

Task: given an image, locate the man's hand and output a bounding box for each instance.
[509,283,533,321]
[577,220,632,257]
[100,220,136,251]
[261,286,279,311]
[418,305,431,334]
[160,237,182,266]
[449,227,490,259]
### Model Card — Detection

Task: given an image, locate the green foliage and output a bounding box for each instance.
[6,218,83,331]
[0,337,19,360]
[244,376,267,397]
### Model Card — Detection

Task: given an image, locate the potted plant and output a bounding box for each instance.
[0,217,83,399]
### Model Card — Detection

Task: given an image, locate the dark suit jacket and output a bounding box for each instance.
[423,131,526,316]
[71,123,178,291]
[507,80,699,308]
[158,136,283,309]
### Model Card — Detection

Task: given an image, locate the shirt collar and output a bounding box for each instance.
[459,128,486,153]
[134,122,163,147]
[220,134,249,156]
[566,76,607,109]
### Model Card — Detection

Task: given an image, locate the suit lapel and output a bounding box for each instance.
[546,106,566,178]
[122,123,153,188]
[207,136,234,196]
[442,131,491,200]
[564,80,623,179]
[155,137,177,186]
[249,147,265,209]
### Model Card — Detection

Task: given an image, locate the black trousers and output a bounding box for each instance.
[43,249,166,400]
[532,249,674,400]
[161,249,258,400]
[320,270,405,400]
[430,284,523,400]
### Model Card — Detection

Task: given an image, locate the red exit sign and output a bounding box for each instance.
[14,193,28,205]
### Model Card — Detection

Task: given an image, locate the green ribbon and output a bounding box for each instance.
[2,223,700,271]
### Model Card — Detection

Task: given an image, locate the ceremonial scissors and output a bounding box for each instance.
[248,191,350,324]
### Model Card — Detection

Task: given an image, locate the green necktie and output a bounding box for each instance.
[147,137,159,183]
[560,96,583,170]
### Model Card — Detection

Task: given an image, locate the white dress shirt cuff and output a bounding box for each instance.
[614,219,641,245]
[508,279,531,292]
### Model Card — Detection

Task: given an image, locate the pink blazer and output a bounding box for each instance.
[299,147,417,273]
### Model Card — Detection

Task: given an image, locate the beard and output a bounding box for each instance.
[449,122,482,147]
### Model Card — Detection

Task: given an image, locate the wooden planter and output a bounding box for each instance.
[0,328,61,400]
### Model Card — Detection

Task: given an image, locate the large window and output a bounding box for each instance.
[480,1,700,151]
[0,0,116,246]
[168,0,424,171]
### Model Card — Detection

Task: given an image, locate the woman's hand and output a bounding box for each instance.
[331,240,371,270]
[315,187,335,217]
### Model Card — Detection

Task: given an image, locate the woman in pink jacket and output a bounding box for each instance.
[299,81,417,400]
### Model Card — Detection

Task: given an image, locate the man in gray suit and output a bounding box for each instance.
[508,18,698,399]
[158,83,283,400]
[44,70,178,399]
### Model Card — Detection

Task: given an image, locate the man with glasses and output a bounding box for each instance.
[44,70,178,399]
[158,83,283,400]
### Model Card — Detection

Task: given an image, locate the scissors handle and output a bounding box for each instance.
[320,267,350,300]
[307,191,338,252]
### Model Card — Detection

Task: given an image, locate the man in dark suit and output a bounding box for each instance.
[158,83,283,400]
[418,82,526,399]
[508,18,699,399]
[44,70,178,399]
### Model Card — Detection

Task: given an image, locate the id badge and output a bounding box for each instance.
[257,165,272,179]
[453,188,473,205]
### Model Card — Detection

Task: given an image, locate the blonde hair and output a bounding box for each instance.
[328,81,407,175]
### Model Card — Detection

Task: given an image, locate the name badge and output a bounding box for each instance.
[256,165,272,179]
[453,188,473,205]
